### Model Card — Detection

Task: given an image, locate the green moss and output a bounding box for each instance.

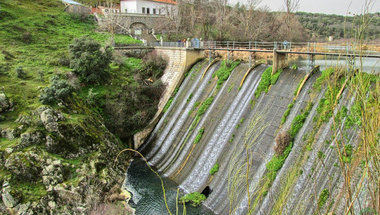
[255,67,283,98]
[194,128,205,144]
[180,192,206,207]
[213,60,240,89]
[318,189,329,208]
[313,68,334,91]
[197,96,214,116]
[271,69,282,85]
[210,163,219,175]
[163,88,179,113]
[281,101,295,125]
[12,181,47,203]
[289,102,313,139]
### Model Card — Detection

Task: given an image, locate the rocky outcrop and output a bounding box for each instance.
[0,92,13,113]
[0,105,134,214]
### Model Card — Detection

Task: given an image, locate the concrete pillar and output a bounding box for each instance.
[272,50,287,75]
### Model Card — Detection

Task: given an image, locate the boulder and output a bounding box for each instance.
[1,182,17,209]
[39,107,65,133]
[4,151,43,181]
[0,92,12,113]
[19,131,45,149]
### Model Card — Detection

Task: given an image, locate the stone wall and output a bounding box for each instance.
[133,47,204,149]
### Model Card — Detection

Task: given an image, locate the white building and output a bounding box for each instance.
[120,0,177,15]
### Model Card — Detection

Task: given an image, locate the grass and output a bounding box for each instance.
[0,0,139,126]
[213,60,240,89]
[254,66,283,98]
[180,192,206,207]
[210,163,219,175]
[197,96,214,116]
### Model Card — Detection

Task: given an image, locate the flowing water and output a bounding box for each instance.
[125,59,378,215]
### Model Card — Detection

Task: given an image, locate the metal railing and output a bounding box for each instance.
[116,40,380,57]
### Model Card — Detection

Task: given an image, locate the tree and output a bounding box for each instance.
[69,37,112,85]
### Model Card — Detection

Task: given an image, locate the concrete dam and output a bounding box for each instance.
[125,58,378,214]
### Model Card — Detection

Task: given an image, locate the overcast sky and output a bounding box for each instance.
[230,0,380,15]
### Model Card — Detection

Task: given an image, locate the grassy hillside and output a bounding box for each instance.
[296,12,380,40]
[0,0,139,129]
[0,0,161,213]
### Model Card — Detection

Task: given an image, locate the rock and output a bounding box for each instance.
[47,201,56,210]
[39,108,65,133]
[1,128,20,140]
[4,151,43,181]
[1,182,17,209]
[42,159,65,186]
[13,202,31,215]
[19,131,45,149]
[15,114,32,126]
[0,92,12,113]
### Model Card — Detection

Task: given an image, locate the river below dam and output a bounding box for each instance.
[124,159,214,215]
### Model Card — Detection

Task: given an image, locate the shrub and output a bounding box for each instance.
[39,76,74,105]
[0,63,10,75]
[180,192,206,207]
[274,131,291,155]
[15,66,27,79]
[69,36,112,85]
[139,51,167,80]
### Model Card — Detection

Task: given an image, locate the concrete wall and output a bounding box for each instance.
[134,48,204,149]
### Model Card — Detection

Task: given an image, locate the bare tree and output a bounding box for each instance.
[284,0,300,14]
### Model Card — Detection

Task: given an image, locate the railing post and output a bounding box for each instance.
[249,41,252,50]
[307,42,310,53]
[227,41,230,62]
[233,41,235,49]
[255,41,257,49]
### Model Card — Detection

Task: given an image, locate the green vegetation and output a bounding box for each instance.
[296,12,380,40]
[210,163,219,175]
[289,102,313,139]
[281,102,295,125]
[318,189,329,208]
[194,128,205,144]
[39,75,74,105]
[213,60,240,89]
[0,0,139,126]
[291,64,298,70]
[255,67,282,98]
[69,37,112,84]
[197,96,214,116]
[163,88,179,113]
[270,69,282,85]
[342,144,353,163]
[180,192,206,207]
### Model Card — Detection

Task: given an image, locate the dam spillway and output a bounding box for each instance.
[133,59,377,215]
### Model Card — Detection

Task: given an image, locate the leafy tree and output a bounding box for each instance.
[69,37,112,85]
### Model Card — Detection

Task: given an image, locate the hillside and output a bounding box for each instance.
[0,0,164,214]
[296,12,380,41]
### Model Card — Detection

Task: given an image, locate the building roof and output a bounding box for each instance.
[121,0,177,5]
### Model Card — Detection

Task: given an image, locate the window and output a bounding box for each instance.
[147,8,150,14]
[142,7,146,13]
